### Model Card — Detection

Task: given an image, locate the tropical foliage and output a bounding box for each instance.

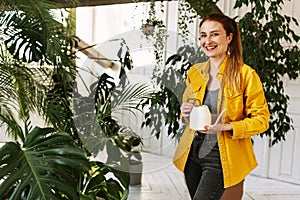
[0,0,78,141]
[80,161,130,200]
[0,0,90,198]
[0,127,89,199]
[0,0,149,199]
[235,0,300,144]
[73,73,149,165]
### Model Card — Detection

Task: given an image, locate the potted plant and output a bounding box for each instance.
[128,146,143,186]
[72,40,152,186]
[75,74,148,183]
[91,73,148,186]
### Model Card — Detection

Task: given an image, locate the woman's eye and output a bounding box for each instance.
[212,33,219,37]
[199,35,206,39]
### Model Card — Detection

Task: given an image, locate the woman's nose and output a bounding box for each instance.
[201,37,211,46]
[206,35,212,43]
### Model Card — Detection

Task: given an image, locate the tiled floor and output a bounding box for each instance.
[128,152,300,200]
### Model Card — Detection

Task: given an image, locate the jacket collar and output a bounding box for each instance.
[198,56,228,76]
[217,56,228,75]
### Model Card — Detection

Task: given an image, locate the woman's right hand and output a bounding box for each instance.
[181,102,194,118]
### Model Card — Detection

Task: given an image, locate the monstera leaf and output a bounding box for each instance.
[0,126,90,200]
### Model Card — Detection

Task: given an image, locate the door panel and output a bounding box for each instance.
[267,78,300,184]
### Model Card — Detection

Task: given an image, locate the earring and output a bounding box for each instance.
[227,46,231,56]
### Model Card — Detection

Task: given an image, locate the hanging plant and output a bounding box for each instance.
[141,18,164,36]
[137,0,167,66]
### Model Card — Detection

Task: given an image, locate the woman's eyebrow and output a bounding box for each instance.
[200,30,221,34]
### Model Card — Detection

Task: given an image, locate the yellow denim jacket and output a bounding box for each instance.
[173,58,270,188]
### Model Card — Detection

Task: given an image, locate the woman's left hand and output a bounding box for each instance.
[200,123,223,134]
[200,123,232,134]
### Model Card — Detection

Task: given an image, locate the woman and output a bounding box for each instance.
[173,13,270,200]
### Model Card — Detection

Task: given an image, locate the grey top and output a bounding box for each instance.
[196,88,220,158]
[203,88,219,115]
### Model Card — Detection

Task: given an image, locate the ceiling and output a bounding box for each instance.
[55,0,172,8]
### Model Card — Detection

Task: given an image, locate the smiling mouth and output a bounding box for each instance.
[205,46,217,51]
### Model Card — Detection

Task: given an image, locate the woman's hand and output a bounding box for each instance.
[181,102,194,118]
[181,98,197,120]
[200,123,232,134]
[202,123,223,134]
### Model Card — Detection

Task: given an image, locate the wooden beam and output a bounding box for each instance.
[55,0,171,8]
[72,36,115,69]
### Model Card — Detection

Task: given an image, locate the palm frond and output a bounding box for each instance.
[110,83,153,123]
[0,104,23,141]
[0,44,48,140]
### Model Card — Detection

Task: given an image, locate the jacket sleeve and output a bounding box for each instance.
[230,69,270,139]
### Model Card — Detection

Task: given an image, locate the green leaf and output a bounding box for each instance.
[81,162,129,200]
[0,126,90,200]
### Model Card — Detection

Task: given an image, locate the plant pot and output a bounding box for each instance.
[129,160,143,186]
[142,23,155,36]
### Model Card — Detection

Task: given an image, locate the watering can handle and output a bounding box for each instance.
[187,98,201,105]
[210,108,227,127]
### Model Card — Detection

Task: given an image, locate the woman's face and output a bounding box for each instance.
[199,20,232,59]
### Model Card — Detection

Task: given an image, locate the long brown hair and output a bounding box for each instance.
[200,13,244,91]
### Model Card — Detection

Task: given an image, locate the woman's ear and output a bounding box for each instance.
[227,33,233,44]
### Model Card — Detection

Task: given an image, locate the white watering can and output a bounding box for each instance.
[189,99,227,131]
[189,105,212,131]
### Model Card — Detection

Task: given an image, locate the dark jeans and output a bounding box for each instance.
[184,135,225,200]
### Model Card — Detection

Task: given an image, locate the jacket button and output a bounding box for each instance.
[229,93,233,97]
[220,143,223,146]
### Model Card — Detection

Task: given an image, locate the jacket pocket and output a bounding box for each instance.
[223,89,244,120]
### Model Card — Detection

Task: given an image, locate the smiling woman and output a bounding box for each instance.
[173,12,270,200]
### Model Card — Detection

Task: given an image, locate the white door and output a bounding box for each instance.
[267,78,300,184]
[253,78,300,184]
